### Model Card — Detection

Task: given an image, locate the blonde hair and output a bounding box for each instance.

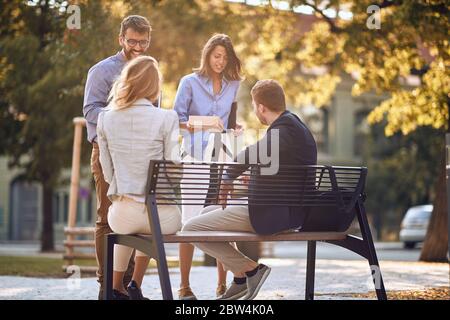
[109,56,161,110]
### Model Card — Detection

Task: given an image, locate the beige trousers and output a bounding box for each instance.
[182,205,256,274]
[108,197,182,272]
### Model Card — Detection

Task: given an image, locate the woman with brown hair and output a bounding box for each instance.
[173,33,243,300]
[97,56,182,299]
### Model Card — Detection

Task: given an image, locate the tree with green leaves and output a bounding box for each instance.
[0,0,249,251]
[363,125,444,241]
[1,0,67,251]
[0,0,124,250]
[235,0,448,261]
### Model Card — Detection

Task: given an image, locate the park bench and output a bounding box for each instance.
[103,160,387,300]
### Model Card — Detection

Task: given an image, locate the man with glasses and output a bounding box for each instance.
[83,15,152,300]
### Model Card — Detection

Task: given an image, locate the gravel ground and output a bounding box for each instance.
[0,258,448,300]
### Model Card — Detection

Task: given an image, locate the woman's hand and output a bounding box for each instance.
[180,118,225,133]
[179,122,195,133]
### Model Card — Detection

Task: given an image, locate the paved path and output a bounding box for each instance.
[0,258,448,300]
[0,241,423,261]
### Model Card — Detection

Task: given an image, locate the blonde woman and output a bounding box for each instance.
[97,56,182,300]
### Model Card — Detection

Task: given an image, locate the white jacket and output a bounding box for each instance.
[97,98,180,201]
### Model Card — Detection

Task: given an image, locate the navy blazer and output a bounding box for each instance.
[226,110,317,235]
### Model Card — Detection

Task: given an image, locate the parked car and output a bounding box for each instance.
[399,205,433,249]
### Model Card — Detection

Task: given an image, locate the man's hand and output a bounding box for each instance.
[231,123,244,137]
[241,174,250,185]
[218,180,233,209]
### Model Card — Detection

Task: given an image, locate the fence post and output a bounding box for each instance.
[65,117,85,265]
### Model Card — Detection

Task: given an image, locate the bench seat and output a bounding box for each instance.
[159,231,347,242]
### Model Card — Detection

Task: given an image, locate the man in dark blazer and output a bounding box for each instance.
[183,79,317,300]
[225,86,317,234]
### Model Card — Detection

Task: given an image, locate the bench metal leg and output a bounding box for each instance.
[356,201,387,300]
[305,240,316,300]
[154,249,173,300]
[147,194,173,300]
[103,233,115,300]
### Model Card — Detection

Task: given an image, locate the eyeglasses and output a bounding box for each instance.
[124,37,150,48]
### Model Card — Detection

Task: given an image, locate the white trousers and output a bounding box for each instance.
[108,197,182,272]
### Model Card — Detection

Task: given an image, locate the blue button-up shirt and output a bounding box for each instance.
[173,73,240,159]
[83,51,127,143]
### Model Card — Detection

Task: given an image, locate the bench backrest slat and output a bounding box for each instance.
[146,161,367,215]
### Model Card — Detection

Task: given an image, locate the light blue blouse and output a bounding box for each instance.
[173,72,240,159]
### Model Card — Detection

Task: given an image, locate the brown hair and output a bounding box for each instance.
[251,79,286,112]
[119,15,152,37]
[109,56,161,110]
[194,34,242,81]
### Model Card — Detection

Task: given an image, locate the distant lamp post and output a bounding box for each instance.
[446,132,450,260]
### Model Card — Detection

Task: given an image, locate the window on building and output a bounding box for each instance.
[354,109,370,157]
[63,193,69,223]
[76,198,83,223]
[53,193,60,223]
[297,105,329,154]
[10,180,40,241]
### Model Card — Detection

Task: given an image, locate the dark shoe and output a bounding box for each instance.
[127,280,150,300]
[112,289,130,300]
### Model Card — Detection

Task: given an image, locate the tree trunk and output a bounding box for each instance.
[41,183,54,252]
[419,155,448,262]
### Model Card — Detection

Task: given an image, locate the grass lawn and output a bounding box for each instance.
[0,256,202,278]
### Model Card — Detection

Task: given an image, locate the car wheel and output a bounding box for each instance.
[404,241,416,249]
